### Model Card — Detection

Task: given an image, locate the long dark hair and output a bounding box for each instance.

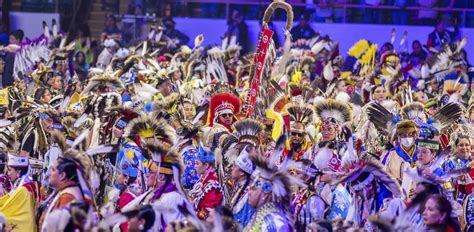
[138,205,156,231]
[232,171,251,208]
[56,157,79,183]
[152,172,173,200]
[11,166,28,177]
[215,205,239,232]
[426,194,461,232]
[34,87,49,103]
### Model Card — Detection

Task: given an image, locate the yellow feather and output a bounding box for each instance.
[69,92,81,105]
[265,109,284,141]
[348,40,370,58]
[0,88,9,106]
[341,71,352,79]
[291,71,302,84]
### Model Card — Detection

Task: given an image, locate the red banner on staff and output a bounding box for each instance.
[243,27,274,118]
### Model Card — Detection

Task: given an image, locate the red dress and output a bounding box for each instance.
[118,191,136,232]
[188,168,223,220]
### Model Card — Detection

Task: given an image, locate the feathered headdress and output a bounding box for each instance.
[208,81,238,97]
[150,92,180,114]
[50,130,118,205]
[0,127,17,151]
[196,143,215,163]
[123,113,176,146]
[260,82,288,141]
[285,103,315,132]
[81,73,124,95]
[143,141,182,176]
[48,37,75,65]
[8,103,60,159]
[170,111,200,140]
[366,101,399,137]
[442,77,468,104]
[401,102,425,122]
[106,104,141,123]
[395,120,418,136]
[207,33,241,58]
[250,151,296,204]
[233,119,264,147]
[314,99,352,125]
[310,35,337,55]
[432,102,463,131]
[334,161,402,197]
[421,37,467,79]
[13,36,50,78]
[207,92,241,126]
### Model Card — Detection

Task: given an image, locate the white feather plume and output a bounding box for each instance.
[323,61,334,81]
[52,19,58,38]
[421,64,430,79]
[72,129,90,148]
[221,34,228,50]
[312,147,333,170]
[148,29,156,40]
[86,145,116,156]
[194,34,204,48]
[43,21,51,39]
[390,28,396,45]
[335,92,351,103]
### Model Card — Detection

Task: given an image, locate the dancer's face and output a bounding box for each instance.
[231,163,244,180]
[373,86,386,102]
[218,113,233,126]
[248,185,264,208]
[75,81,83,93]
[18,79,26,90]
[116,172,127,185]
[6,166,20,182]
[195,160,209,175]
[40,117,54,133]
[40,90,52,104]
[423,198,447,226]
[456,138,471,159]
[291,132,304,145]
[113,127,124,139]
[418,147,434,166]
[290,123,305,145]
[321,120,337,141]
[51,76,62,90]
[182,102,195,120]
[48,160,63,188]
[146,169,158,188]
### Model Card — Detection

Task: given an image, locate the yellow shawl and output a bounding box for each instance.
[0,186,36,231]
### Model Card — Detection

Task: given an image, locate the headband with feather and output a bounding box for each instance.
[170,111,199,140]
[286,103,315,127]
[143,141,182,175]
[314,99,352,125]
[233,119,264,147]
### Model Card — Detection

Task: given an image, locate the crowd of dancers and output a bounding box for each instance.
[0,1,472,231]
